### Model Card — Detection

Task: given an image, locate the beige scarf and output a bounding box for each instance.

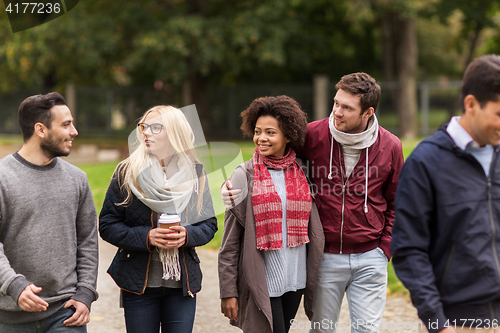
[130,154,197,281]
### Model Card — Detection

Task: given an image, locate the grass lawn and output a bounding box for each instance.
[80,138,418,296]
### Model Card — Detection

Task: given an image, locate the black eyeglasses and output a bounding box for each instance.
[138,123,163,134]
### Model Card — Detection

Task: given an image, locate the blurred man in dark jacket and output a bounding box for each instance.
[393,55,500,333]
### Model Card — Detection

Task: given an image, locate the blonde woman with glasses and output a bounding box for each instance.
[99,105,217,333]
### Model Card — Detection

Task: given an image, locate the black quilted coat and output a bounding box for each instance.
[99,163,217,297]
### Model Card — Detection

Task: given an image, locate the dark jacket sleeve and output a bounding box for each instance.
[184,217,217,248]
[379,139,404,260]
[99,172,153,252]
[392,151,447,333]
[184,169,218,248]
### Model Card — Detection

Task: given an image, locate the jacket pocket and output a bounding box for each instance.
[364,206,383,229]
[189,248,201,263]
[439,243,456,291]
[117,249,139,261]
[108,249,149,294]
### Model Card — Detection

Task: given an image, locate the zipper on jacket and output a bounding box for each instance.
[487,175,500,287]
[439,242,455,290]
[489,302,495,320]
[461,148,500,300]
[458,148,500,290]
[141,210,156,293]
[338,144,347,254]
[486,149,500,289]
[181,248,195,297]
[340,184,346,254]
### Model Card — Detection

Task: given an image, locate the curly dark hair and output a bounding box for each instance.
[240,95,308,151]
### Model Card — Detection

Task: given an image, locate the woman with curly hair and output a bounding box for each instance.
[99,105,217,333]
[218,96,325,333]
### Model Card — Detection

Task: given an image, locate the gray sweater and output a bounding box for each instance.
[0,153,98,324]
[263,169,307,297]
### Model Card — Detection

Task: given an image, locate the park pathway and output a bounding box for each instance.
[88,240,421,333]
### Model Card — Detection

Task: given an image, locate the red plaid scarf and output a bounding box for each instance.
[252,148,312,251]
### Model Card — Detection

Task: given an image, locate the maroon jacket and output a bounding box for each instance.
[298,118,403,259]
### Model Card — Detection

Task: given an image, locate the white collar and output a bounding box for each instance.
[446,116,482,150]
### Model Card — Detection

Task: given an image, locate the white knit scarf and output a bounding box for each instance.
[328,113,379,213]
[130,154,197,281]
[329,113,379,149]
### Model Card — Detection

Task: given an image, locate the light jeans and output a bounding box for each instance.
[310,248,388,333]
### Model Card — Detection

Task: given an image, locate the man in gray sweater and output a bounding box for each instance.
[0,92,98,332]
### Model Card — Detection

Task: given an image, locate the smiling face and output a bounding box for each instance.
[141,110,174,161]
[463,95,500,146]
[332,89,373,134]
[253,115,290,157]
[40,105,78,158]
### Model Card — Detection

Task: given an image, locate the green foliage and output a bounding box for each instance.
[0,0,384,90]
[0,2,121,92]
[433,0,500,30]
[416,16,464,78]
[242,0,382,83]
[79,161,118,214]
[2,0,499,92]
[426,0,500,68]
[0,135,22,145]
[124,0,313,85]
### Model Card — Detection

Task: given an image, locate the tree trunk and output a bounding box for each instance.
[444,22,485,120]
[464,23,483,69]
[395,14,418,139]
[381,11,396,82]
[183,73,211,137]
[43,70,57,91]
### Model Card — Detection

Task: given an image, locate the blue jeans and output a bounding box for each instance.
[122,287,196,333]
[0,306,86,333]
[310,248,388,333]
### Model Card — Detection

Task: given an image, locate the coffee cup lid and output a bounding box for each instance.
[158,213,181,224]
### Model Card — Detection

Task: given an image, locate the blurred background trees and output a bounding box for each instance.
[1,0,500,138]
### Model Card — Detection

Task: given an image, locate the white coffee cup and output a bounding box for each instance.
[158,213,181,229]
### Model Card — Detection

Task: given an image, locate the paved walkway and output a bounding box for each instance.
[88,240,421,333]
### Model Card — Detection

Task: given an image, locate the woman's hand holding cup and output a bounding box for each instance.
[149,214,187,249]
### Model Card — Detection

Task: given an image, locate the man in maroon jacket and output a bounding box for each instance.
[302,73,404,332]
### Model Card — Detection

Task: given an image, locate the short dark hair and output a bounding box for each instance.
[18,92,67,142]
[460,54,500,112]
[335,72,381,114]
[240,95,308,151]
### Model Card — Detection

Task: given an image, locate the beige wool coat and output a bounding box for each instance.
[218,158,325,333]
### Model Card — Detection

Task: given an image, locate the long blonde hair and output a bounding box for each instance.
[116,105,206,213]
